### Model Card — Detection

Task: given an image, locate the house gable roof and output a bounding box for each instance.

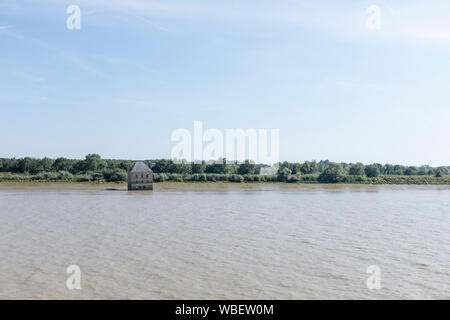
[128,161,152,173]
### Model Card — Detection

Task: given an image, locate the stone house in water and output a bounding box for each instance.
[127,161,153,190]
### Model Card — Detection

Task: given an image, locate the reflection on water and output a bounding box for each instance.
[0,183,449,299]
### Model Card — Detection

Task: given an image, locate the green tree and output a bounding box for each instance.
[17,157,42,174]
[205,158,228,174]
[287,173,301,183]
[191,161,206,174]
[277,167,292,182]
[237,160,258,175]
[52,157,73,172]
[103,168,127,182]
[435,167,449,177]
[318,163,346,183]
[117,160,133,171]
[169,160,191,174]
[382,164,395,175]
[299,161,318,174]
[83,154,106,172]
[278,161,293,172]
[151,159,171,173]
[392,165,405,175]
[40,157,54,172]
[349,163,365,176]
[404,166,418,175]
[1,158,18,172]
[364,164,380,178]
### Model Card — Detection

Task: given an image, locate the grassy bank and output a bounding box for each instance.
[1,172,449,185]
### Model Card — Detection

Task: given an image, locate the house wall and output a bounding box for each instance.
[128,171,153,191]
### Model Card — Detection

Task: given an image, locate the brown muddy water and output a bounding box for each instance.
[0,183,449,299]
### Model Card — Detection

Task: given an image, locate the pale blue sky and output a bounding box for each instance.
[1,0,449,165]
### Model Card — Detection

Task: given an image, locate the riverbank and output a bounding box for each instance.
[1,172,449,185]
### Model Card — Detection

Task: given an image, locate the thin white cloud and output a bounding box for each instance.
[1,30,106,78]
[5,0,450,46]
[13,71,46,83]
[90,54,152,73]
[335,80,385,93]
[386,2,450,43]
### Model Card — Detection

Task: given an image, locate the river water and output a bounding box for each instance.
[0,183,449,299]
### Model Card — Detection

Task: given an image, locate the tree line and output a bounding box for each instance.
[277,160,450,183]
[0,155,262,182]
[0,154,449,183]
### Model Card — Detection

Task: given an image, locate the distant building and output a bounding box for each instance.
[127,161,153,191]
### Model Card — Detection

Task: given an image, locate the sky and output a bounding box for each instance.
[1,0,449,166]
